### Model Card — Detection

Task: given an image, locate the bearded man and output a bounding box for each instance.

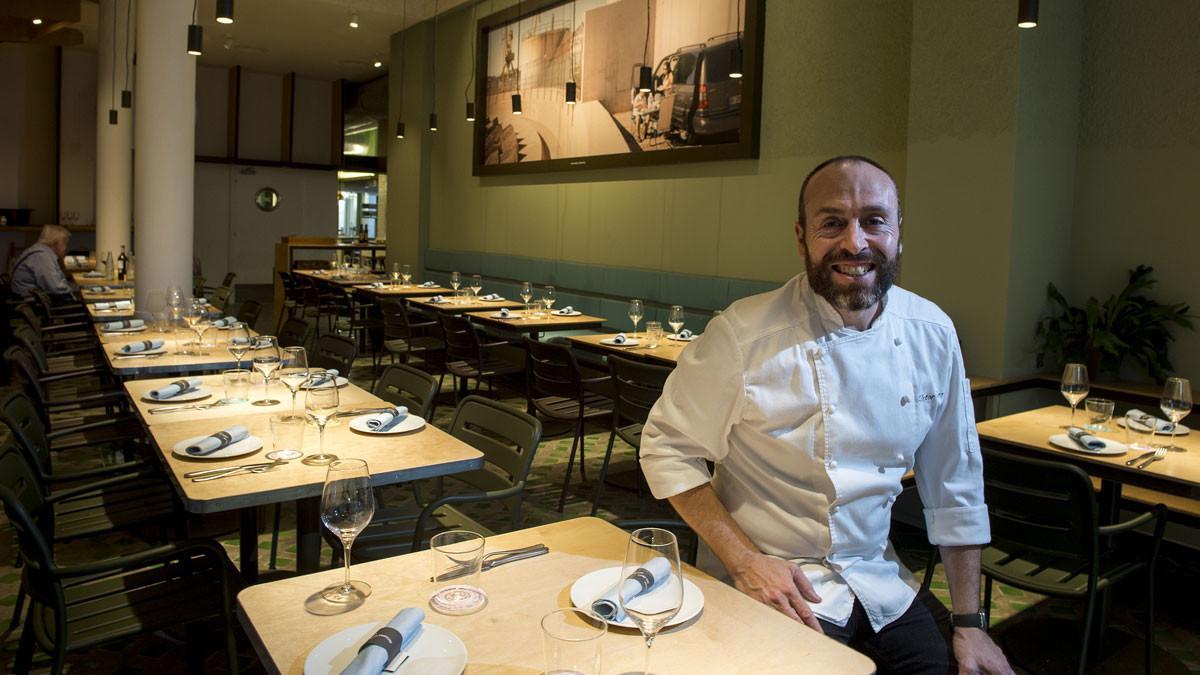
[640,156,1012,674]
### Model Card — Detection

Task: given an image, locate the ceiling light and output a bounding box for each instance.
[512,93,522,115]
[395,120,405,139]
[31,18,43,25]
[216,0,234,24]
[121,90,132,108]
[637,66,652,93]
[429,113,438,132]
[187,24,204,56]
[729,47,743,79]
[465,101,476,122]
[1018,0,1038,28]
[109,110,118,125]
[373,61,383,68]
[565,81,576,105]
[349,12,360,28]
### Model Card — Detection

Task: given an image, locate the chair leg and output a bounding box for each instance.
[591,430,620,516]
[557,429,583,512]
[1078,586,1098,675]
[1146,558,1157,674]
[9,585,25,629]
[576,417,588,482]
[15,607,35,674]
[268,503,282,570]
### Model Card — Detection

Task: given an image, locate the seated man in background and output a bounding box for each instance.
[11,225,75,299]
[640,156,1011,674]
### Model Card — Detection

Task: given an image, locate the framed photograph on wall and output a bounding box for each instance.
[472,0,764,176]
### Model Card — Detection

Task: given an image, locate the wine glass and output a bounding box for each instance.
[619,527,684,675]
[303,380,340,466]
[628,299,645,338]
[450,271,461,296]
[1060,363,1089,426]
[185,300,210,355]
[520,281,533,319]
[279,346,310,420]
[668,305,685,336]
[227,322,252,369]
[1160,377,1192,451]
[391,262,401,287]
[401,264,412,286]
[542,285,556,313]
[251,336,282,406]
[318,459,375,608]
[469,274,483,299]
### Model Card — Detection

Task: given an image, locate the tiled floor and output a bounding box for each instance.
[2,347,1198,673]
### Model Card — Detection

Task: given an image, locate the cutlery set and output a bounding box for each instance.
[149,401,232,414]
[184,460,286,482]
[430,543,550,582]
[1125,447,1169,470]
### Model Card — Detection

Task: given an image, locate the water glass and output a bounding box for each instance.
[645,321,663,348]
[222,368,251,404]
[401,264,412,286]
[1084,398,1115,432]
[1124,411,1156,452]
[303,380,340,466]
[429,530,488,616]
[619,528,684,675]
[542,608,606,675]
[267,413,305,461]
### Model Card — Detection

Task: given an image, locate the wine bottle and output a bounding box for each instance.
[117,246,128,281]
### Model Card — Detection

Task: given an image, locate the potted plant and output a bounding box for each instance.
[1034,265,1193,383]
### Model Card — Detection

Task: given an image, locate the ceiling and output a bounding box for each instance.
[74,0,473,82]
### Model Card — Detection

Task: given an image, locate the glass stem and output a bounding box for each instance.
[291,390,298,419]
[644,637,653,675]
[264,373,271,400]
[318,423,326,457]
[342,540,353,592]
[1070,404,1076,426]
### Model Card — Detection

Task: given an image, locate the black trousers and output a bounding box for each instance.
[817,589,955,675]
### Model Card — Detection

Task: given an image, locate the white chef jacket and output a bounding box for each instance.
[640,274,990,631]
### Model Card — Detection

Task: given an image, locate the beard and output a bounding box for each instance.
[805,246,899,312]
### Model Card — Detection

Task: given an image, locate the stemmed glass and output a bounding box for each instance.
[185,301,210,355]
[227,322,252,369]
[401,264,412,286]
[303,381,340,466]
[629,299,645,338]
[391,262,401,287]
[1060,363,1089,426]
[619,527,684,675]
[318,459,375,609]
[520,282,533,319]
[450,271,461,300]
[279,347,310,420]
[543,285,557,313]
[668,305,685,337]
[251,336,282,406]
[469,274,483,300]
[1160,377,1193,451]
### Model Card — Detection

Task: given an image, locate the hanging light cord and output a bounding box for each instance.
[570,0,576,78]
[643,0,649,72]
[431,0,438,108]
[736,0,742,54]
[192,0,197,23]
[123,0,132,90]
[464,1,477,102]
[110,1,117,109]
[399,0,407,110]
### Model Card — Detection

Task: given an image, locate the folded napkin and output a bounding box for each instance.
[591,556,672,622]
[149,377,203,400]
[498,307,512,318]
[420,281,437,287]
[365,406,409,432]
[83,271,105,278]
[370,281,386,288]
[678,328,694,339]
[340,608,425,675]
[195,297,208,305]
[428,295,447,304]
[1066,426,1105,451]
[211,316,238,328]
[554,306,575,315]
[1126,409,1179,433]
[229,336,252,346]
[94,300,133,310]
[611,333,629,345]
[91,285,112,293]
[480,293,501,301]
[102,319,144,331]
[185,425,249,457]
[119,339,164,354]
[307,369,339,387]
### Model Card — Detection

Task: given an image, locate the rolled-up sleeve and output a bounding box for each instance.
[639,315,746,500]
[914,338,991,546]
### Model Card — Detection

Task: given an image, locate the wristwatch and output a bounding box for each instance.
[951,611,988,630]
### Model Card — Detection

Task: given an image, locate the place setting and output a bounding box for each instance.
[99,318,146,334]
[112,338,167,360]
[346,404,427,435]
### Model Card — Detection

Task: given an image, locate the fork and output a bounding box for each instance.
[148,401,229,414]
[1135,447,1168,470]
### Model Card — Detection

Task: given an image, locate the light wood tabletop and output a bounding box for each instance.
[72,271,133,287]
[568,332,691,366]
[465,309,607,337]
[293,270,388,287]
[237,517,875,675]
[406,296,524,314]
[79,287,135,302]
[86,302,137,321]
[976,405,1200,500]
[353,283,454,298]
[97,327,261,377]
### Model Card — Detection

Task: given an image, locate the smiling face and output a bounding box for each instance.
[795,160,902,315]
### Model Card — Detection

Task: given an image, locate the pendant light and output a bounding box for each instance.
[395,0,408,140]
[1017,0,1039,28]
[565,0,577,104]
[637,0,651,92]
[395,121,406,139]
[729,0,743,78]
[216,0,234,25]
[429,0,439,132]
[32,18,43,25]
[108,3,118,124]
[187,0,203,55]
[121,0,133,107]
[349,12,360,29]
[511,0,523,115]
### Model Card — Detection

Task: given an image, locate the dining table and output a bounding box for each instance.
[466,308,607,340]
[97,325,262,378]
[293,269,389,288]
[135,376,484,582]
[353,283,454,299]
[405,295,524,315]
[72,271,133,287]
[79,286,135,302]
[86,302,137,321]
[236,516,876,675]
[568,332,691,366]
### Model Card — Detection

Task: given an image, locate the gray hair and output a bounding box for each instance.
[37,225,71,247]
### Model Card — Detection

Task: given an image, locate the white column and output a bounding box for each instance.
[134,0,195,306]
[96,0,134,263]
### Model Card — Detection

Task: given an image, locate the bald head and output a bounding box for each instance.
[797,156,900,229]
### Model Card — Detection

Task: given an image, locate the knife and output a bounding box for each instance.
[334,407,395,418]
[183,461,282,478]
[430,544,549,582]
[149,401,228,414]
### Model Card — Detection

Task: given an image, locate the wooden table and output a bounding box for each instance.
[293,270,389,287]
[87,302,137,321]
[97,327,260,378]
[466,309,607,340]
[569,332,690,366]
[79,287,135,302]
[406,296,524,315]
[72,271,133,287]
[353,283,453,299]
[236,517,875,675]
[143,399,483,581]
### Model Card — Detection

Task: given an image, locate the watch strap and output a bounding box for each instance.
[951,611,987,629]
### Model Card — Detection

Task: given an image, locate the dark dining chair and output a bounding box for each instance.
[439,314,522,401]
[592,355,672,515]
[309,334,358,375]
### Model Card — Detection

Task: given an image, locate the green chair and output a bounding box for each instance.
[979,448,1166,675]
[0,391,150,479]
[277,317,312,349]
[591,355,672,516]
[235,299,262,327]
[374,363,441,419]
[310,333,358,375]
[379,299,445,373]
[440,314,522,401]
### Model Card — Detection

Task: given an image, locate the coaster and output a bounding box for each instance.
[428,585,488,616]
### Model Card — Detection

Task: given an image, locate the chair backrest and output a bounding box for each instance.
[13,324,50,373]
[525,337,584,402]
[278,318,312,349]
[212,286,232,310]
[4,345,50,406]
[310,334,357,373]
[221,271,237,287]
[373,364,439,418]
[0,440,57,600]
[439,314,480,363]
[448,395,542,495]
[380,300,408,339]
[15,303,43,332]
[236,299,262,326]
[0,392,53,477]
[608,355,672,427]
[981,447,1098,564]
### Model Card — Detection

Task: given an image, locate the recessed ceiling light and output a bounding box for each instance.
[349,12,360,28]
[31,18,43,25]
[373,61,383,68]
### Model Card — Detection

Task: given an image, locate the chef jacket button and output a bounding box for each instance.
[895,453,905,463]
[829,504,839,514]
[894,337,902,346]
[828,460,838,469]
[900,395,910,407]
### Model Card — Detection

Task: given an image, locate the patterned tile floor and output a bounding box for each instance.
[2,353,1199,673]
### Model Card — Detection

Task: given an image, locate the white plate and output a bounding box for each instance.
[113,347,167,357]
[300,376,350,390]
[101,326,146,333]
[171,434,263,460]
[1117,417,1190,436]
[668,334,698,342]
[349,414,427,435]
[480,297,507,302]
[142,388,212,403]
[304,622,467,675]
[570,566,704,629]
[600,338,640,347]
[490,312,516,319]
[553,310,583,317]
[1048,434,1127,456]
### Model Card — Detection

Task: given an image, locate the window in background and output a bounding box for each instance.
[337,171,379,241]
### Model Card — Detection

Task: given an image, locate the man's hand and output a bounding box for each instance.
[730,553,823,632]
[953,627,1013,675]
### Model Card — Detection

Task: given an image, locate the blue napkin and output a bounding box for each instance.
[420,281,437,287]
[340,608,425,675]
[102,319,145,330]
[591,556,673,622]
[149,377,203,400]
[211,316,238,327]
[185,425,249,456]
[498,307,511,318]
[480,293,501,300]
[95,300,132,310]
[428,295,446,304]
[611,333,628,345]
[83,271,105,278]
[119,339,164,354]
[678,329,694,339]
[554,306,575,315]
[1066,426,1106,451]
[365,406,409,432]
[1126,409,1180,433]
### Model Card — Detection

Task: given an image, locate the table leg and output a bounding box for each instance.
[239,508,259,585]
[296,496,322,574]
